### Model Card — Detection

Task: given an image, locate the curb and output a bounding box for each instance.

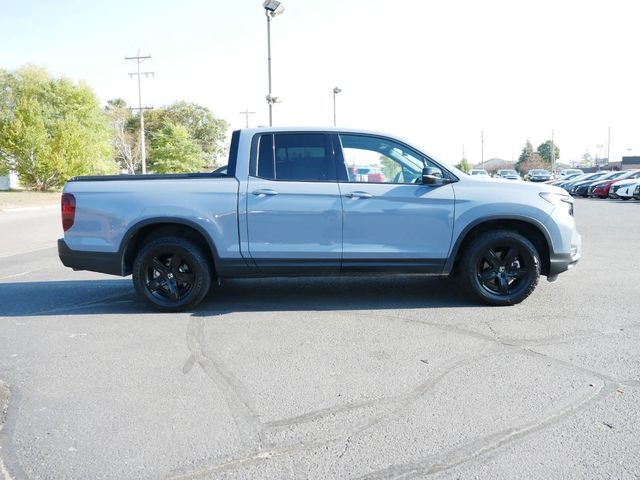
[0,204,58,213]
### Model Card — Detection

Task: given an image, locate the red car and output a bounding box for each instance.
[589,170,640,198]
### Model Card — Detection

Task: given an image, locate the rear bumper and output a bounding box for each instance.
[58,239,124,276]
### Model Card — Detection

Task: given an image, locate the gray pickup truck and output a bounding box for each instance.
[58,127,581,311]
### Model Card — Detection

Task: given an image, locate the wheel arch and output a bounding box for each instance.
[446,217,552,276]
[119,217,220,276]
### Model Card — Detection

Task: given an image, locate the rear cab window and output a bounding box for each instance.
[253,133,336,182]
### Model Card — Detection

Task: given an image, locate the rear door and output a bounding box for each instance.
[246,132,342,274]
[335,133,455,273]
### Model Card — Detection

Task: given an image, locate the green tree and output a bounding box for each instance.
[455,157,471,173]
[518,140,535,164]
[537,140,560,164]
[517,139,550,173]
[131,101,228,168]
[148,121,204,173]
[519,153,549,174]
[0,66,116,190]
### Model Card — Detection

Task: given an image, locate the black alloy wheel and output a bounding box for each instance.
[132,236,212,311]
[461,230,540,306]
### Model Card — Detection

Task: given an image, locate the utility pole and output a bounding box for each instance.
[481,129,484,169]
[125,50,154,174]
[239,109,256,128]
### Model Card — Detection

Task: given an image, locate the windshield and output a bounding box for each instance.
[530,170,550,175]
[499,170,517,175]
[600,171,625,180]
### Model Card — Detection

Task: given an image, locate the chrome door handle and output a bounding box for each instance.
[345,191,372,199]
[252,189,279,196]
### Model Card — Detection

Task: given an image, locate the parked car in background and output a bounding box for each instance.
[354,167,385,183]
[494,169,520,180]
[561,172,608,193]
[559,168,584,177]
[609,174,640,199]
[469,169,490,178]
[589,170,640,199]
[524,169,553,182]
[634,184,640,200]
[617,179,640,200]
[571,171,625,197]
[547,173,582,185]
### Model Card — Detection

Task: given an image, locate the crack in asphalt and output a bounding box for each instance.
[356,381,617,480]
[185,317,265,450]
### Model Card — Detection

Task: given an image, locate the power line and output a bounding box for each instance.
[125,50,154,174]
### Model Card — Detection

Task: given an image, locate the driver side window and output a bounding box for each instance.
[338,134,430,184]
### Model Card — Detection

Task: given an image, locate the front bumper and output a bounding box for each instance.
[548,232,581,277]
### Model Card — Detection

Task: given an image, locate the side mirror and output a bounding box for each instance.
[422,166,443,185]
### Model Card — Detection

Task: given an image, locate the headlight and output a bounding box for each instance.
[540,192,574,215]
[540,192,573,205]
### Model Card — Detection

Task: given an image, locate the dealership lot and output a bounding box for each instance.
[0,199,639,479]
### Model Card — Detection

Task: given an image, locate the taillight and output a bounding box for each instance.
[61,193,76,232]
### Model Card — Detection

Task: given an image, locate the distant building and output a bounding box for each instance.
[473,158,515,172]
[621,156,640,170]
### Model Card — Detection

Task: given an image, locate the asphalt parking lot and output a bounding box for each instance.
[0,199,639,479]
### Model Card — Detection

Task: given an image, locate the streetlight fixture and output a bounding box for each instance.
[263,0,285,126]
[333,87,341,126]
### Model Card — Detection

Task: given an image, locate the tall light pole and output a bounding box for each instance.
[125,50,154,174]
[263,0,285,126]
[333,87,341,126]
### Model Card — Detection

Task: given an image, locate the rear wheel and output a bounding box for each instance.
[460,230,540,306]
[132,236,212,311]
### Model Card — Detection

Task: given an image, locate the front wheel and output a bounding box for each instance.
[132,236,212,311]
[460,230,540,306]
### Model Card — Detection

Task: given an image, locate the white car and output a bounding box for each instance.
[616,178,640,200]
[608,172,640,199]
[469,169,490,178]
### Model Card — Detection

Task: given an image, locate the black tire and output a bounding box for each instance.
[132,236,212,312]
[460,230,540,306]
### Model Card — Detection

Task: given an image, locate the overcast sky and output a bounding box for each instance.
[2,0,639,165]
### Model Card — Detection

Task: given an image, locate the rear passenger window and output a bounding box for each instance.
[256,133,335,182]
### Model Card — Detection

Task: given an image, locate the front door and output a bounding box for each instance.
[335,133,455,273]
[246,132,342,274]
